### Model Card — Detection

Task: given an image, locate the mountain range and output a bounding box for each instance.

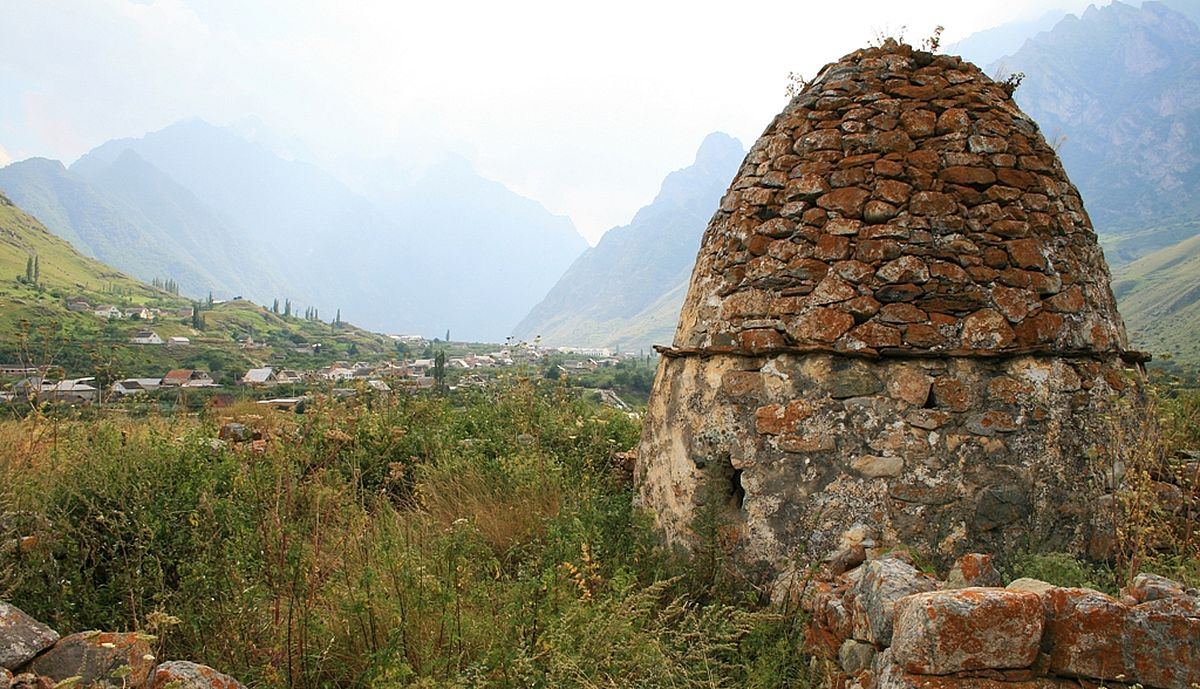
[994,1,1200,239]
[0,119,586,341]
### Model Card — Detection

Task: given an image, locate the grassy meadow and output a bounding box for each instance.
[0,379,819,688]
[0,377,1196,688]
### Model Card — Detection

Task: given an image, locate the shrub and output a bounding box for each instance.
[0,378,816,689]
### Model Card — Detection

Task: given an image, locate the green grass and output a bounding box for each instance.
[0,381,816,689]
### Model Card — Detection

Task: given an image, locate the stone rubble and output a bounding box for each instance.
[805,553,1200,689]
[0,602,244,689]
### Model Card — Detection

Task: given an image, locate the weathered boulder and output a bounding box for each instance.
[848,558,938,645]
[9,673,50,689]
[1123,572,1189,603]
[218,423,249,442]
[872,649,1067,689]
[28,632,155,689]
[149,661,246,689]
[0,603,58,670]
[838,639,875,673]
[1043,587,1128,681]
[892,588,1043,674]
[1124,596,1200,689]
[1006,578,1056,595]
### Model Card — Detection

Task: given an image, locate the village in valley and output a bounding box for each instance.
[0,292,646,408]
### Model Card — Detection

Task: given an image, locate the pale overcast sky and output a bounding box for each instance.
[0,0,1104,243]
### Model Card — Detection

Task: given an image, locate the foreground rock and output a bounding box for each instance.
[848,558,938,645]
[892,588,1043,674]
[0,604,247,689]
[0,603,58,670]
[149,661,246,689]
[29,631,156,689]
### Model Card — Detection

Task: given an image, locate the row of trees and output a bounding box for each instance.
[151,277,180,294]
[22,255,40,285]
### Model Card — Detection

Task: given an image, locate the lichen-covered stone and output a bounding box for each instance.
[149,661,246,689]
[944,553,1002,589]
[839,639,876,673]
[28,632,155,689]
[9,672,49,689]
[1043,587,1129,681]
[1123,572,1189,603]
[891,588,1043,674]
[0,603,58,670]
[848,558,938,646]
[873,653,1069,689]
[1006,578,1055,595]
[1123,596,1200,689]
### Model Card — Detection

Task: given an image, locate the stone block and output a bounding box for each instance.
[1044,587,1129,681]
[29,632,155,689]
[839,639,875,673]
[1124,597,1200,689]
[1123,572,1189,603]
[849,558,938,646]
[892,588,1043,674]
[944,553,1001,589]
[1006,578,1055,595]
[149,661,246,689]
[0,603,58,670]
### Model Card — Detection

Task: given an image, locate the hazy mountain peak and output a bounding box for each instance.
[6,157,67,173]
[994,0,1200,236]
[694,131,743,166]
[948,9,1070,67]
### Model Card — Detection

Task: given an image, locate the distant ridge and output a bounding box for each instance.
[513,132,744,351]
[3,119,588,341]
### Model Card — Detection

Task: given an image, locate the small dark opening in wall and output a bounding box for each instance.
[923,386,938,409]
[729,469,746,510]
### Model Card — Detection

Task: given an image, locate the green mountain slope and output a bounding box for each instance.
[1113,232,1200,371]
[74,148,297,302]
[0,192,394,382]
[1102,217,1200,266]
[0,158,234,298]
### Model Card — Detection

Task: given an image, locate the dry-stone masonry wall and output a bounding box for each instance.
[804,553,1200,689]
[635,41,1147,584]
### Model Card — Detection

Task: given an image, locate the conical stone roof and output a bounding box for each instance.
[670,42,1130,361]
[636,42,1147,586]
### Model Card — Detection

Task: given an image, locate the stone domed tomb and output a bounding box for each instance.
[635,42,1147,583]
